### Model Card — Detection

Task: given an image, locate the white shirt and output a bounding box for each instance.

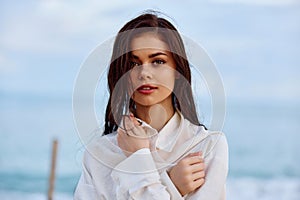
[74,111,228,200]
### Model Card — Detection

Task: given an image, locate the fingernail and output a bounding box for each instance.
[129,114,135,120]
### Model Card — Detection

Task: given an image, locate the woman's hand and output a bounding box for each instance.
[168,152,205,196]
[117,114,150,156]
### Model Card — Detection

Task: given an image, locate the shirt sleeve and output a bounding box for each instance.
[160,170,186,200]
[111,148,181,200]
[74,152,98,200]
[187,134,229,200]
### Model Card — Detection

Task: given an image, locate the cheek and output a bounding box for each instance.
[128,71,139,87]
[156,70,176,90]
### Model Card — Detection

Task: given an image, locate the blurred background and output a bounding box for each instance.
[0,0,299,199]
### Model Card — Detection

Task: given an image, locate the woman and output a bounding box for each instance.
[74,12,228,200]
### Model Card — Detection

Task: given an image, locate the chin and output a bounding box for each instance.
[135,101,158,107]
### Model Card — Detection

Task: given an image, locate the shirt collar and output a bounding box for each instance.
[137,110,186,152]
[155,110,184,152]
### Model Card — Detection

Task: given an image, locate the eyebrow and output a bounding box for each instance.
[149,52,167,58]
[132,52,168,59]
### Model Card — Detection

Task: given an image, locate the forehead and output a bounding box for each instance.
[130,32,170,52]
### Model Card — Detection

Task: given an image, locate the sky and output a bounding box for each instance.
[0,0,299,104]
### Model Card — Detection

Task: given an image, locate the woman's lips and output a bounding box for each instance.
[137,84,158,94]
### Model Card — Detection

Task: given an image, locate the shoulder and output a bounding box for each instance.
[205,130,228,147]
[207,131,228,155]
[192,125,228,158]
[85,132,119,154]
[201,131,228,166]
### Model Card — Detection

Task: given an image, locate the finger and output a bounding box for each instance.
[127,114,147,137]
[130,125,147,137]
[129,113,141,126]
[193,178,205,189]
[122,115,140,136]
[122,114,143,136]
[185,151,203,160]
[187,151,202,158]
[123,122,146,137]
[189,162,205,173]
[123,115,135,131]
[184,155,204,165]
[191,170,205,180]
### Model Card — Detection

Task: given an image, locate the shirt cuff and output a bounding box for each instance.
[160,170,184,200]
[111,149,160,194]
[135,148,151,154]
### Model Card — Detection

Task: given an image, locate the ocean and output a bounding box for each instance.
[0,92,300,199]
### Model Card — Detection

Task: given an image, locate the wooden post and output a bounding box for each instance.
[48,139,58,200]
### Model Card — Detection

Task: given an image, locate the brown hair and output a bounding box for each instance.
[103,12,204,135]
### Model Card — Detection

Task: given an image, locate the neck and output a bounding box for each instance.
[135,101,175,131]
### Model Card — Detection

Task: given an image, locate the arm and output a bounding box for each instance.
[114,114,182,199]
[111,149,207,200]
[187,134,229,200]
[114,115,206,199]
[111,148,174,199]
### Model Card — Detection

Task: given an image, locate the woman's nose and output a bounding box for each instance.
[138,64,153,80]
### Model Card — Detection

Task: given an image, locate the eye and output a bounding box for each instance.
[130,61,140,67]
[153,59,166,65]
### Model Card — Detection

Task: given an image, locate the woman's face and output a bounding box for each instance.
[129,32,177,107]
